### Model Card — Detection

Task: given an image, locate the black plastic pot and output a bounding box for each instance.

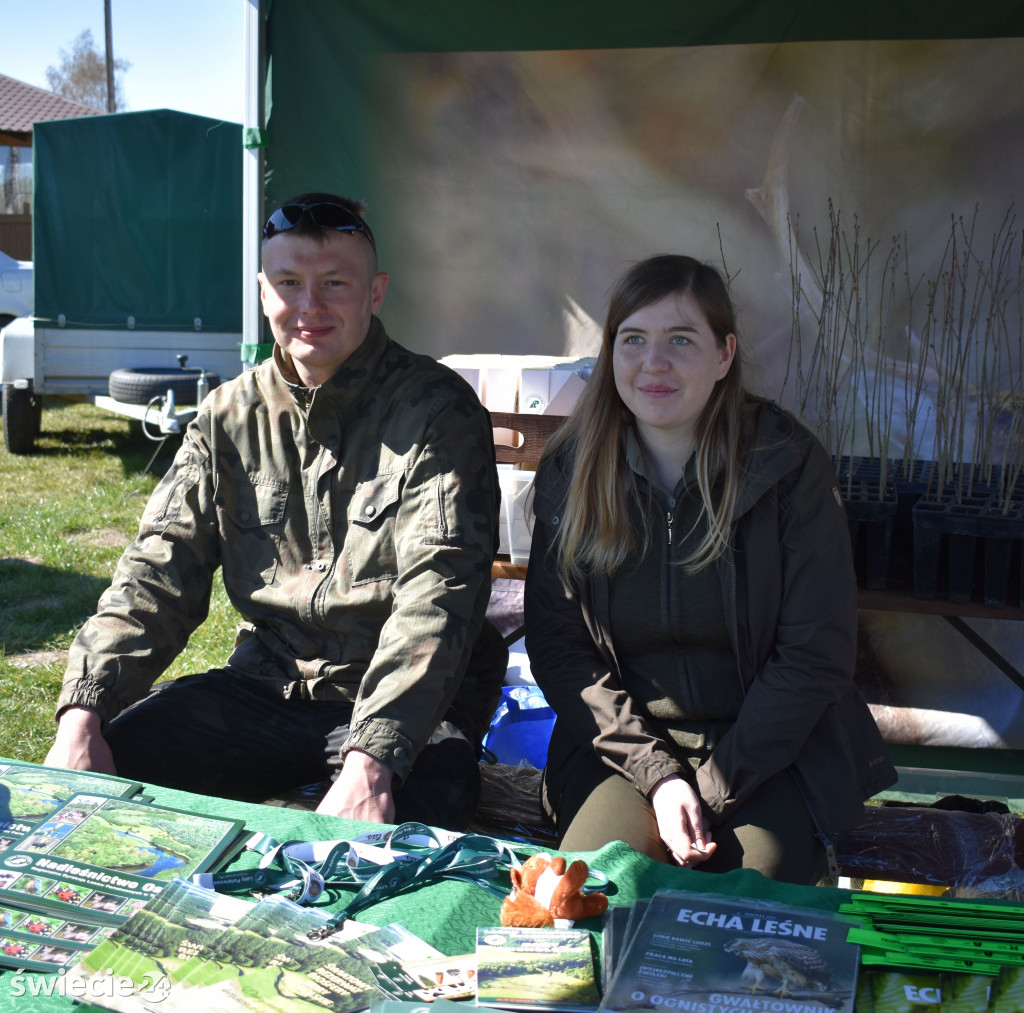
[836,457,898,590]
[912,496,1024,605]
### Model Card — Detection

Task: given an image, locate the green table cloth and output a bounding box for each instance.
[0,761,849,1011]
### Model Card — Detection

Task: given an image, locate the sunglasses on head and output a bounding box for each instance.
[262,202,377,253]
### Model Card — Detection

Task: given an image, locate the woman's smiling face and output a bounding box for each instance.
[612,290,736,450]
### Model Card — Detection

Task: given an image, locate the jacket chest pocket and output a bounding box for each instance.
[532,482,564,531]
[346,472,404,586]
[221,475,290,586]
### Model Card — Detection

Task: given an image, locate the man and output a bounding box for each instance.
[45,194,506,828]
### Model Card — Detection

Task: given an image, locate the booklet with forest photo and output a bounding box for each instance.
[476,926,600,1013]
[0,762,144,849]
[598,891,860,1013]
[0,791,246,926]
[65,876,459,1012]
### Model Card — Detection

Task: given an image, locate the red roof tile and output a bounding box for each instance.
[0,72,103,134]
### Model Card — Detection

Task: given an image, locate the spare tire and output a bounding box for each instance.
[108,367,221,405]
[3,383,38,454]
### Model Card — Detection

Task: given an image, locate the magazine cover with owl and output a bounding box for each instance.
[599,890,859,1013]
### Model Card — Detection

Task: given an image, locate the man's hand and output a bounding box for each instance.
[650,774,717,867]
[44,706,116,774]
[316,749,395,824]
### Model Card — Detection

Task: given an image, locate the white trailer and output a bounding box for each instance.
[1,108,245,454]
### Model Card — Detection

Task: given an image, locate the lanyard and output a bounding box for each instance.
[193,821,608,940]
[309,831,523,939]
[193,822,470,899]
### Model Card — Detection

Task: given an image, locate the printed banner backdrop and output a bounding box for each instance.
[264,2,1024,754]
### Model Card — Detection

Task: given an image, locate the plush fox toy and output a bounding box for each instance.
[500,853,608,928]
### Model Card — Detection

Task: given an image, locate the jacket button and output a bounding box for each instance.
[316,562,326,572]
[239,510,250,522]
[394,746,408,760]
[363,505,376,518]
[551,515,559,526]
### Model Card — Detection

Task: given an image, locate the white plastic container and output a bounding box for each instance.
[497,466,536,564]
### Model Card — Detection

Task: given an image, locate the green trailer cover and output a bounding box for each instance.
[32,109,242,333]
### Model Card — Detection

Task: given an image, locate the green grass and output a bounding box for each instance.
[0,401,238,764]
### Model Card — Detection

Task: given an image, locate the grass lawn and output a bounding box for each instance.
[0,401,238,764]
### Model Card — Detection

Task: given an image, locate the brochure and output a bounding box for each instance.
[991,964,1024,1013]
[598,891,860,1013]
[0,762,143,847]
[371,1001,469,1013]
[400,951,477,1001]
[944,972,996,1013]
[0,900,118,973]
[856,969,944,1012]
[65,876,455,1012]
[0,792,246,924]
[476,926,600,1012]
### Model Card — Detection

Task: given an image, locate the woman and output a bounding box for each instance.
[524,254,894,884]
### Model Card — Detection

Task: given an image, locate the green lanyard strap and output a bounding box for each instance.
[307,832,520,940]
[195,821,610,941]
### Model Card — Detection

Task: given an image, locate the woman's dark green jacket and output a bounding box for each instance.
[525,399,896,860]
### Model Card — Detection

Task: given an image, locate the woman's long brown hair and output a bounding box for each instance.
[542,255,747,584]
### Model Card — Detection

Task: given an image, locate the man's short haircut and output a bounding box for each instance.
[261,192,378,271]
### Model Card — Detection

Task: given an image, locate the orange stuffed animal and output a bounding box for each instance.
[500,853,608,928]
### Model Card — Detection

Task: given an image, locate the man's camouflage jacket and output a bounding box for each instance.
[57,318,501,780]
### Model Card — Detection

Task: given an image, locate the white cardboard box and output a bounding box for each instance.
[439,354,593,412]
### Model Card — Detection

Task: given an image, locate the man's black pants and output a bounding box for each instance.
[103,668,481,831]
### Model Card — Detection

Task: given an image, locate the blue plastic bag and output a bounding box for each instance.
[482,685,556,769]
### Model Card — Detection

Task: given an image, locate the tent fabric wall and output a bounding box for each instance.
[262,8,1024,374]
[260,2,1024,755]
[262,0,1024,208]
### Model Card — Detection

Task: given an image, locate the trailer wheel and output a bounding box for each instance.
[108,367,221,406]
[2,383,38,454]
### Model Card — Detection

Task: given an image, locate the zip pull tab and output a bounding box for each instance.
[667,510,674,546]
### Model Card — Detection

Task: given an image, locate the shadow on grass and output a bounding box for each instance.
[33,403,183,477]
[0,557,110,654]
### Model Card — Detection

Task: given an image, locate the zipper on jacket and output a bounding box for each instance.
[721,545,746,700]
[664,508,674,627]
[435,473,449,540]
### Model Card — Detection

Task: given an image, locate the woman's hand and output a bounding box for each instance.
[650,775,717,867]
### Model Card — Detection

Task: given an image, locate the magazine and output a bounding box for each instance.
[598,891,860,1013]
[0,792,246,924]
[65,876,455,1012]
[0,762,143,848]
[601,906,632,992]
[476,926,600,1012]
